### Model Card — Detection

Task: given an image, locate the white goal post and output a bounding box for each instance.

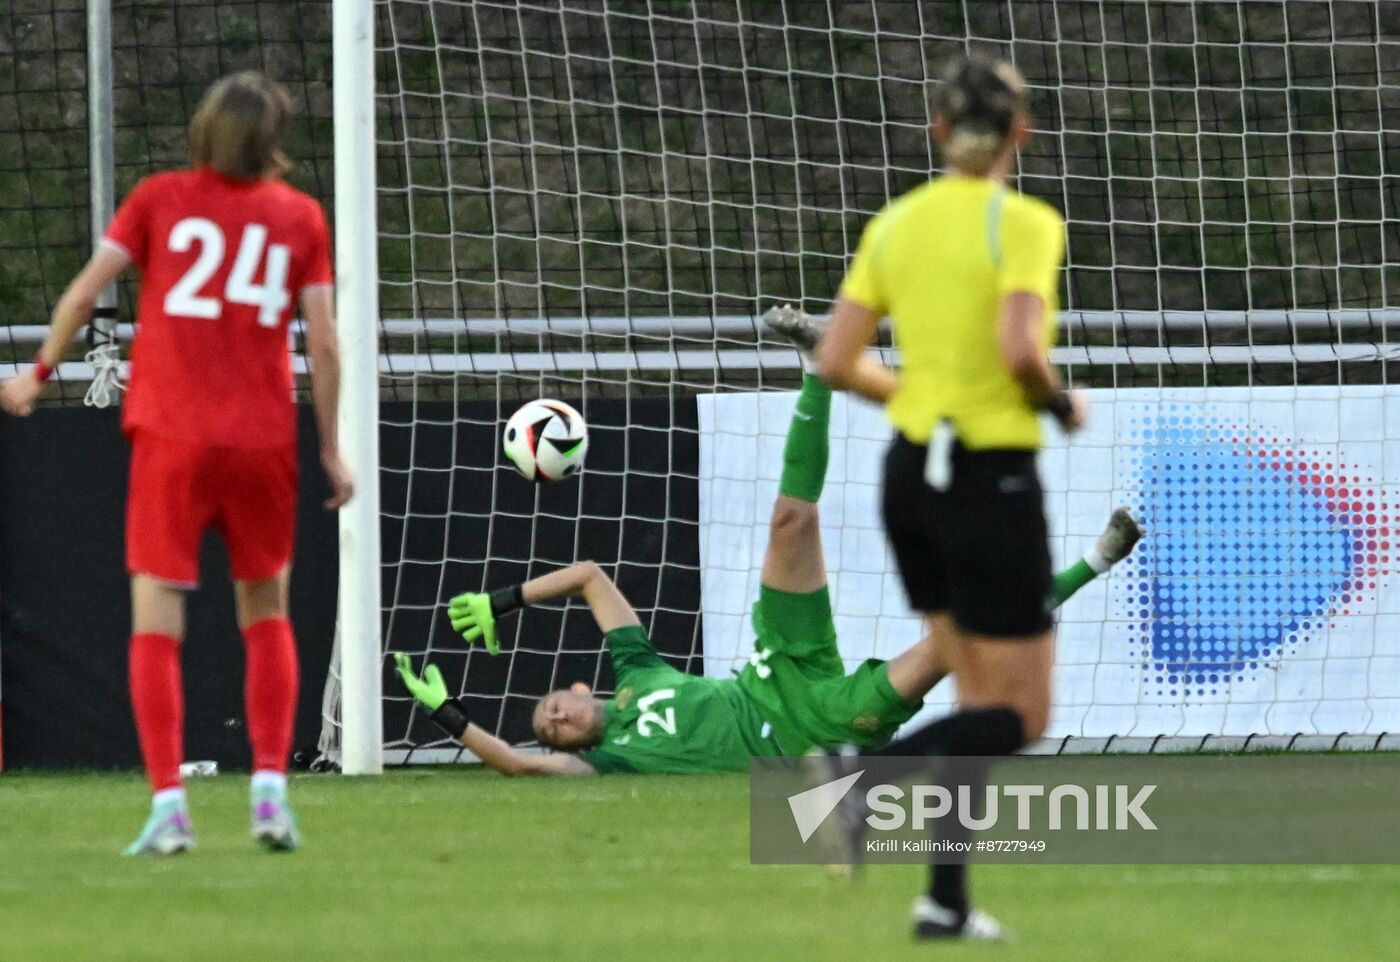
[319,0,1400,768]
[332,0,384,775]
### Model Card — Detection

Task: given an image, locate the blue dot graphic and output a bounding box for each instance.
[1125,412,1356,699]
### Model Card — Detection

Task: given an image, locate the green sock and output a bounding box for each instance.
[1050,558,1098,609]
[779,374,831,502]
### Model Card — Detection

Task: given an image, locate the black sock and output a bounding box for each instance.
[864,706,1026,758]
[871,714,1017,924]
[930,862,968,917]
[926,756,993,919]
[931,755,995,920]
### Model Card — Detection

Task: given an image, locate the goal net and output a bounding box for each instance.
[319,0,1400,765]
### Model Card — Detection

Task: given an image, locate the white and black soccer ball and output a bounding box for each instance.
[502,399,589,482]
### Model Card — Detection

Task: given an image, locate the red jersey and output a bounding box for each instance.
[103,167,333,450]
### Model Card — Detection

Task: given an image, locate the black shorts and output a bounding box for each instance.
[882,432,1053,637]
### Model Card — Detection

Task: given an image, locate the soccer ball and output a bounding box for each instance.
[502,399,589,482]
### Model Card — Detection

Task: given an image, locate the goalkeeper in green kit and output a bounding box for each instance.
[394,316,1141,776]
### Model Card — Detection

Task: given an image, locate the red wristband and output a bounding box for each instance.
[32,356,53,383]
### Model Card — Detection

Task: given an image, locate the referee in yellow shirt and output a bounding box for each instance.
[815,55,1084,941]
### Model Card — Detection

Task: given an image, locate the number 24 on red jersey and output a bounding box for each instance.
[102,168,333,332]
[100,168,332,449]
[163,218,291,328]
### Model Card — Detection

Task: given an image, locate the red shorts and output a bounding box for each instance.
[126,432,298,586]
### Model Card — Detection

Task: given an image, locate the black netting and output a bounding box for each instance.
[2,0,333,400]
[8,0,1400,759]
[7,1,1400,400]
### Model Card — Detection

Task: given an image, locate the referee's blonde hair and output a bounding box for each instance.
[189,71,294,180]
[932,55,1028,175]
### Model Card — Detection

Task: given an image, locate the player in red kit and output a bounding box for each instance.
[0,72,353,855]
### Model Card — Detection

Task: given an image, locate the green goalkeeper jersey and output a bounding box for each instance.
[583,626,782,774]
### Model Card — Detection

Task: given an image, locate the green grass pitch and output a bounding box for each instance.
[1,769,1395,961]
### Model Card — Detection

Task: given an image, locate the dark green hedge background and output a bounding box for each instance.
[5,1,1398,398]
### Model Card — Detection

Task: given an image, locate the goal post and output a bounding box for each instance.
[332,0,384,776]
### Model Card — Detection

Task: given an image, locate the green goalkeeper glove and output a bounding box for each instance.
[394,652,447,710]
[393,652,470,739]
[447,591,500,653]
[447,584,524,654]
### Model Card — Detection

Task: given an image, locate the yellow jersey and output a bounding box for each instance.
[838,176,1065,450]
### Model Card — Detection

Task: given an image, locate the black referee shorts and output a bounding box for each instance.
[882,432,1053,638]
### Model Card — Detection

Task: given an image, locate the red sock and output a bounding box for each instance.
[243,617,300,773]
[128,632,184,793]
